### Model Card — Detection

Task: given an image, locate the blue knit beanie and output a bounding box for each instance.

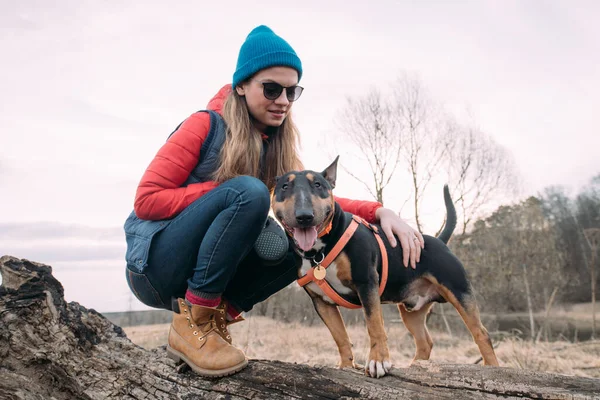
[232,25,303,88]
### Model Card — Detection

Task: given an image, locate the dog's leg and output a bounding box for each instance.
[435,284,499,366]
[398,303,434,363]
[356,284,391,378]
[308,292,357,369]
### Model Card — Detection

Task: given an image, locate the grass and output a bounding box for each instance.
[123,316,600,379]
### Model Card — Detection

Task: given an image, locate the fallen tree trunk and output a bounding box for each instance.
[0,256,598,400]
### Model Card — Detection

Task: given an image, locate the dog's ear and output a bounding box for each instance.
[321,156,339,189]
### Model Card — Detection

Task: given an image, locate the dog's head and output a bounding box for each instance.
[272,157,339,252]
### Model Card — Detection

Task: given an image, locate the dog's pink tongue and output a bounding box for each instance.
[293,227,318,251]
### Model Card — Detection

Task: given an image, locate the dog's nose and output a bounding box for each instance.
[295,210,314,226]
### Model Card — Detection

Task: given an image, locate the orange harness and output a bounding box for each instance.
[296,215,389,309]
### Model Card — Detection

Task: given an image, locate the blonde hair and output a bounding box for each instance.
[213,90,303,190]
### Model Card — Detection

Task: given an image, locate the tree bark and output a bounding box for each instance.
[1,256,599,400]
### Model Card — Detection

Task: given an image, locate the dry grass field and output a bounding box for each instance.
[124,315,600,379]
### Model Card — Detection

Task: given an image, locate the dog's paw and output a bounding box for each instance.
[339,360,363,370]
[366,359,392,378]
[366,343,392,378]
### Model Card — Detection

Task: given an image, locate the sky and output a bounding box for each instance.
[1,1,599,312]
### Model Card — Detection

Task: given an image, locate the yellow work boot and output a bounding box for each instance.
[214,300,245,344]
[166,298,248,377]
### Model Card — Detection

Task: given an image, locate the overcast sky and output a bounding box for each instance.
[1,1,599,312]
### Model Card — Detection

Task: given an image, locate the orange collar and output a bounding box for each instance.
[318,220,332,237]
[317,198,335,237]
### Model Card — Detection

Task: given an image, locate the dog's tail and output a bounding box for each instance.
[436,184,457,244]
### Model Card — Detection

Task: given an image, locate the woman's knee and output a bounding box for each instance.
[227,176,270,213]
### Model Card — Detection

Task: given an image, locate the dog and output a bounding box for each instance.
[272,156,499,378]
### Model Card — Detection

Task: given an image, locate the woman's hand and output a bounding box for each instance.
[375,207,424,269]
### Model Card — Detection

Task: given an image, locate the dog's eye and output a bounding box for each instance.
[314,181,321,188]
[282,183,288,190]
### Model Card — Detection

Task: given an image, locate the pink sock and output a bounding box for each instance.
[226,303,241,321]
[185,289,221,308]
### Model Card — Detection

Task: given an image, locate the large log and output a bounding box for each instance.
[0,255,598,400]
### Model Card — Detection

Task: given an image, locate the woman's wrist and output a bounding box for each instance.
[375,206,387,222]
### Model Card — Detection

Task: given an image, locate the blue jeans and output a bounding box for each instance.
[125,176,300,312]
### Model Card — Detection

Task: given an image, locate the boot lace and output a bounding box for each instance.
[181,301,218,343]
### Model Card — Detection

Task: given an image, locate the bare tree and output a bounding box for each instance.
[583,228,600,339]
[540,186,592,302]
[333,72,520,235]
[335,89,402,204]
[445,121,521,234]
[393,74,453,232]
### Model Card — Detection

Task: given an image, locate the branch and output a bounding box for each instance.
[342,165,378,201]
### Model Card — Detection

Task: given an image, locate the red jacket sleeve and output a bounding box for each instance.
[133,112,219,220]
[334,196,382,224]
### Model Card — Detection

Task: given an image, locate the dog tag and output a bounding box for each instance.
[313,265,326,280]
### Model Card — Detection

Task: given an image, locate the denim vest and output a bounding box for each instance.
[124,110,226,272]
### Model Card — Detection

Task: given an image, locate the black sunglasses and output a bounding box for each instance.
[254,80,304,102]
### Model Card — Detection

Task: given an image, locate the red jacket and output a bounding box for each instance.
[134,84,382,223]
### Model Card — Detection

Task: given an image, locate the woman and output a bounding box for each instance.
[124,25,424,377]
